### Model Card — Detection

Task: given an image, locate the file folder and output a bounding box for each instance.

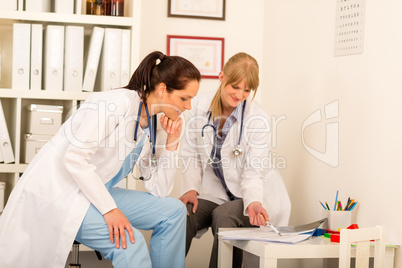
[82,27,105,92]
[30,24,43,90]
[12,23,31,90]
[25,0,51,12]
[54,0,74,14]
[0,100,15,164]
[1,0,17,11]
[99,28,122,91]
[120,29,131,87]
[44,25,65,91]
[64,26,84,92]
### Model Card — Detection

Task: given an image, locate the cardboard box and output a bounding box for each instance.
[27,104,63,135]
[24,133,52,163]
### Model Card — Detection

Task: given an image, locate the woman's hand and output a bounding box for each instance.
[179,190,198,216]
[103,208,135,249]
[247,201,269,226]
[160,114,182,151]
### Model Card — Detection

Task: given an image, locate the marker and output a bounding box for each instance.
[319,201,327,210]
[266,221,282,236]
[346,197,351,209]
[349,202,358,211]
[334,190,339,211]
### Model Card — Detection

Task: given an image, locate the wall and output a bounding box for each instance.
[263,0,402,267]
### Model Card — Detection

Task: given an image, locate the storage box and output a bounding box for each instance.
[0,181,5,213]
[27,104,63,135]
[24,134,52,163]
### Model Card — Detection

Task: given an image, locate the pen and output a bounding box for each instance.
[334,190,339,211]
[346,197,350,209]
[266,221,282,236]
[349,202,358,211]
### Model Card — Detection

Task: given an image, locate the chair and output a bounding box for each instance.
[339,226,385,268]
[69,240,103,268]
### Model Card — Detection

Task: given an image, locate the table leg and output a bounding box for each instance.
[218,237,233,268]
[260,258,278,268]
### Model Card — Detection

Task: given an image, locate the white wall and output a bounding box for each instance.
[130,0,402,267]
[263,0,402,267]
[138,0,265,99]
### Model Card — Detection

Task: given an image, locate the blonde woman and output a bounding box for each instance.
[180,52,291,268]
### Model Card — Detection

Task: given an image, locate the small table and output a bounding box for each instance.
[218,228,397,268]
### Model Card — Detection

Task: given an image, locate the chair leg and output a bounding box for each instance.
[69,241,81,268]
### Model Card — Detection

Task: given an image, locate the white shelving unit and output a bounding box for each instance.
[0,0,142,205]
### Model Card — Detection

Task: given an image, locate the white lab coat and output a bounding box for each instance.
[181,91,291,226]
[0,88,178,268]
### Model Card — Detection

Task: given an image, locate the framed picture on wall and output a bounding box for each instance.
[167,35,224,79]
[168,0,226,20]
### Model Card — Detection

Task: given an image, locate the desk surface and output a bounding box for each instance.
[218,228,398,268]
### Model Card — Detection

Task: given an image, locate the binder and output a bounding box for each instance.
[1,0,17,11]
[0,100,15,164]
[12,23,31,90]
[120,29,131,87]
[98,28,122,91]
[30,24,43,90]
[54,0,74,14]
[64,26,84,92]
[0,46,2,88]
[44,25,65,91]
[82,27,105,92]
[25,0,51,12]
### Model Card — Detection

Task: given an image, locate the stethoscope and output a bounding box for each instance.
[130,101,157,180]
[201,100,246,164]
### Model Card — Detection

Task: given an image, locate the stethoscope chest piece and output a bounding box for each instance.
[233,146,242,158]
[150,154,158,166]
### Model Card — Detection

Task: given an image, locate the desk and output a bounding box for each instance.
[218,228,397,268]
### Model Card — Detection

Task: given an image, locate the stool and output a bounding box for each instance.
[69,240,103,268]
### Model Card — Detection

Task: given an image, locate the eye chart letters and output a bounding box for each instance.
[334,0,366,56]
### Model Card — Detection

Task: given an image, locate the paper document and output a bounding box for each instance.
[219,218,327,244]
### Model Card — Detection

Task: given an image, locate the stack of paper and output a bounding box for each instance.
[219,218,327,244]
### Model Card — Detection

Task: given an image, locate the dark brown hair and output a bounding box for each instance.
[124,51,201,103]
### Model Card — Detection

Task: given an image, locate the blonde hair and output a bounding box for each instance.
[209,52,259,119]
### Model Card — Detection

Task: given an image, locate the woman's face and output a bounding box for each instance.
[162,80,200,120]
[220,73,251,110]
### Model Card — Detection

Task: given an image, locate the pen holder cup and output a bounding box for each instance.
[323,210,353,231]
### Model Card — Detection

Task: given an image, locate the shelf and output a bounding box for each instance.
[0,164,28,173]
[0,88,91,100]
[0,11,133,27]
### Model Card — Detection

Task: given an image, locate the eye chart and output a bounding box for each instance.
[334,0,366,56]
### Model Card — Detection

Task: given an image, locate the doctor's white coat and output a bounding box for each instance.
[0,89,177,268]
[181,92,291,225]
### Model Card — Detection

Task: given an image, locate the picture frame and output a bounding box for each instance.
[167,35,224,79]
[168,0,226,21]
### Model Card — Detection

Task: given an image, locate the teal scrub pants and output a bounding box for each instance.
[75,189,186,268]
[75,131,186,267]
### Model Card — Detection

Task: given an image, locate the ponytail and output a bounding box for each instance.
[125,51,201,104]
